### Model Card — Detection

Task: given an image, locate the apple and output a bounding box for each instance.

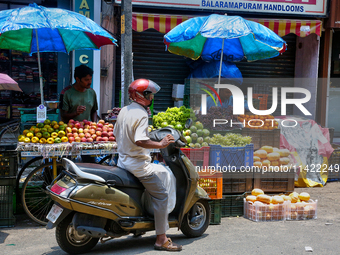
[91,122,97,126]
[84,128,89,134]
[66,127,72,133]
[108,124,114,128]
[96,137,102,142]
[102,126,108,132]
[102,137,109,142]
[91,134,97,140]
[68,123,74,128]
[84,125,90,129]
[72,127,78,133]
[85,133,91,138]
[78,128,84,133]
[96,131,102,136]
[96,127,102,132]
[98,120,105,124]
[80,121,84,126]
[79,133,85,138]
[81,137,87,143]
[102,131,109,137]
[75,137,81,142]
[75,123,81,129]
[67,133,74,138]
[69,137,75,143]
[108,128,113,132]
[73,133,79,138]
[97,123,103,128]
[89,129,96,135]
[86,138,93,143]
[108,132,114,137]
[69,119,75,124]
[108,136,115,141]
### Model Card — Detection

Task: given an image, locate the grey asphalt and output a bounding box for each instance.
[1,182,340,255]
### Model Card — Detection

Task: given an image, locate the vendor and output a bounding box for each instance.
[60,65,98,123]
[206,88,249,112]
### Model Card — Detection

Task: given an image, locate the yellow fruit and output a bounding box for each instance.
[36,132,42,138]
[59,121,65,126]
[261,146,273,153]
[256,194,271,204]
[53,124,59,130]
[272,195,284,204]
[47,137,54,144]
[51,132,58,138]
[23,129,30,136]
[246,195,257,203]
[51,121,58,126]
[18,135,25,141]
[61,136,68,143]
[26,132,34,138]
[58,131,66,137]
[267,152,280,161]
[39,138,47,144]
[254,150,267,159]
[251,188,264,196]
[289,192,299,203]
[31,137,39,143]
[24,137,31,143]
[299,192,310,202]
[30,126,36,131]
[34,128,40,134]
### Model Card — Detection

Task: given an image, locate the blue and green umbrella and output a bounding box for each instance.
[0,3,117,104]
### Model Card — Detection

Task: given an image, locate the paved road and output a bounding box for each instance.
[1,182,340,255]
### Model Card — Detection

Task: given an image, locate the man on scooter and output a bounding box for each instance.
[113,79,183,251]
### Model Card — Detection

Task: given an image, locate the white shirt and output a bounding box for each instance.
[113,102,152,178]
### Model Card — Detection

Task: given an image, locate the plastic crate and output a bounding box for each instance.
[241,128,280,150]
[181,147,210,168]
[253,167,295,193]
[222,173,253,194]
[244,198,288,222]
[209,144,254,169]
[198,172,223,199]
[20,113,59,123]
[208,199,221,225]
[0,150,18,177]
[327,144,340,181]
[253,94,269,110]
[286,200,317,220]
[0,185,15,228]
[221,193,245,217]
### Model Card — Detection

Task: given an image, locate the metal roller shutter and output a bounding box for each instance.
[115,29,190,112]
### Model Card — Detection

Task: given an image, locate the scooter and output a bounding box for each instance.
[46,124,211,254]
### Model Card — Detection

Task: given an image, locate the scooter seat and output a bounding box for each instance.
[75,163,144,189]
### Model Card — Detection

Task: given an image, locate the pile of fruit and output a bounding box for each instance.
[182,121,211,148]
[253,146,291,169]
[238,114,279,129]
[209,133,251,147]
[152,106,195,132]
[18,119,68,144]
[65,119,115,143]
[245,189,316,221]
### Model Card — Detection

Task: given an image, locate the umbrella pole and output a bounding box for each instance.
[35,29,44,106]
[218,38,225,85]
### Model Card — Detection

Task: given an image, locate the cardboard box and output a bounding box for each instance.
[172,84,184,100]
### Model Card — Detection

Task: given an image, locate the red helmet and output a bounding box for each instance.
[128,79,160,106]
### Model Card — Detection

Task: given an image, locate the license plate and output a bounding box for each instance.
[46,204,63,223]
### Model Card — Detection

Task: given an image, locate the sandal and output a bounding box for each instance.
[154,238,182,251]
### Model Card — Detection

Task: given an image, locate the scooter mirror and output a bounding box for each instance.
[184,118,192,129]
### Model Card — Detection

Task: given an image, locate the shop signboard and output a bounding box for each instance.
[114,0,327,17]
[74,0,94,87]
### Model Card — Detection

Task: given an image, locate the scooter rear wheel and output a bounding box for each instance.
[181,199,211,238]
[56,214,99,254]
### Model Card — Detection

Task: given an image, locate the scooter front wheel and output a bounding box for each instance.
[56,214,99,254]
[181,199,211,238]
